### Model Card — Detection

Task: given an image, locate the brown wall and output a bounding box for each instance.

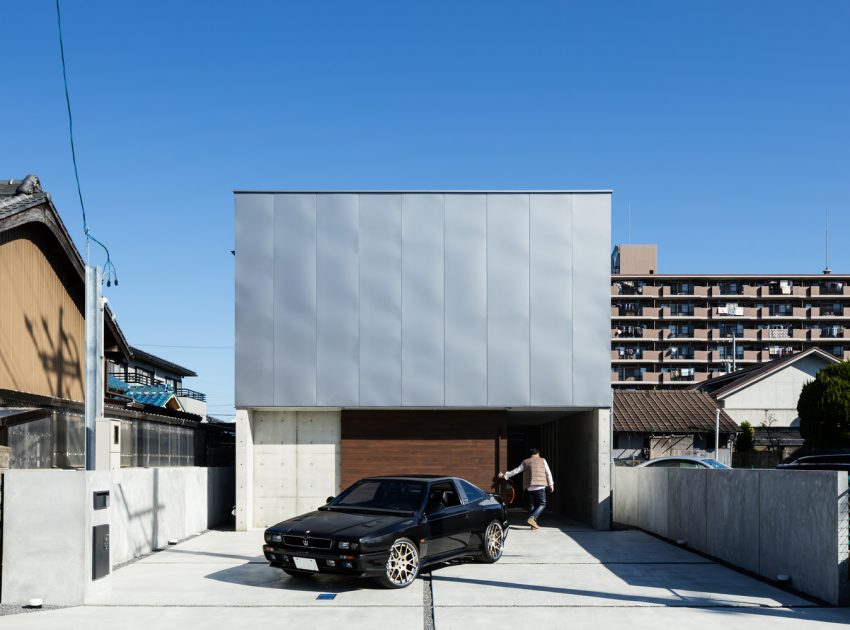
[617,244,657,275]
[0,224,85,401]
[340,410,507,492]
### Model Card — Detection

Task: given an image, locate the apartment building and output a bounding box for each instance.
[611,244,850,388]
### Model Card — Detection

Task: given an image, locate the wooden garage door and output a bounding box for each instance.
[341,410,507,492]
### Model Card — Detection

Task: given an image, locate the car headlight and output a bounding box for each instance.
[271,534,282,543]
[264,532,271,543]
[338,541,359,550]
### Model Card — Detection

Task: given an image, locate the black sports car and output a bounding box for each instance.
[262,475,509,588]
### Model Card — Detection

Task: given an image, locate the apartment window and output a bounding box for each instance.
[821,325,844,339]
[822,303,843,316]
[716,345,743,360]
[615,325,644,338]
[668,345,694,359]
[669,324,693,338]
[822,281,844,295]
[769,303,793,316]
[618,281,644,295]
[768,280,793,295]
[165,377,179,390]
[718,323,744,337]
[618,303,643,316]
[616,346,643,359]
[831,346,845,358]
[718,282,742,295]
[669,303,694,316]
[669,282,693,295]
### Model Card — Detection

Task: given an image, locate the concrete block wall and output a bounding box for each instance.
[614,467,850,605]
[237,409,340,529]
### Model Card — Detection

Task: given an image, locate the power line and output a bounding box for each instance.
[55,0,118,286]
[135,344,234,349]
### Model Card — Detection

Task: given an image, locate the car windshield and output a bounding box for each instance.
[328,479,426,513]
[700,459,729,469]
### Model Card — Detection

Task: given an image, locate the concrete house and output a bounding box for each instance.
[235,191,613,530]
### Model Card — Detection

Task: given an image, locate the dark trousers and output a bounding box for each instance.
[528,488,547,521]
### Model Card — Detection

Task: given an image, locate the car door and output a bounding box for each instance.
[423,481,471,557]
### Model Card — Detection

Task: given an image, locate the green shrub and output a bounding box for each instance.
[736,420,755,452]
[798,361,850,447]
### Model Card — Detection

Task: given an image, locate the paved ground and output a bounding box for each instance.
[3,513,849,629]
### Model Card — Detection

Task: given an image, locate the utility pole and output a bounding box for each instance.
[715,408,720,461]
[84,264,103,470]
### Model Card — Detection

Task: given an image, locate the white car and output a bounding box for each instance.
[638,456,730,469]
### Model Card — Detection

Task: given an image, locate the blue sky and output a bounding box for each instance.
[2,1,848,419]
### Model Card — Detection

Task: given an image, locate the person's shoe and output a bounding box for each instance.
[527,516,539,529]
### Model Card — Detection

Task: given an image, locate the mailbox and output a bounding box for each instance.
[92,524,110,580]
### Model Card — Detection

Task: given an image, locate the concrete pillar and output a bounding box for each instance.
[235,409,253,531]
[592,408,612,530]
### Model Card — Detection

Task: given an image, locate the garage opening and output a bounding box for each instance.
[341,408,611,529]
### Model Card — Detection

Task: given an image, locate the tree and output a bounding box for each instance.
[798,361,850,447]
[760,414,781,452]
[736,420,755,452]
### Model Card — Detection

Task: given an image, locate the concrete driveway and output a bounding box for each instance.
[3,513,850,629]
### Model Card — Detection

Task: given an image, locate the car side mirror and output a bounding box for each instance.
[326,496,335,504]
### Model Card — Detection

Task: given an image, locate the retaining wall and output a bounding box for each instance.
[1,466,234,605]
[614,467,849,605]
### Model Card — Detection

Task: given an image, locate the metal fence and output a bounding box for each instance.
[5,411,210,468]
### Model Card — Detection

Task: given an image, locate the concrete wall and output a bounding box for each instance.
[613,467,850,605]
[1,467,234,605]
[721,354,833,428]
[549,409,611,530]
[111,466,234,566]
[237,409,340,529]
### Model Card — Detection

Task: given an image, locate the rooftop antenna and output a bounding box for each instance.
[823,209,831,275]
[628,202,631,244]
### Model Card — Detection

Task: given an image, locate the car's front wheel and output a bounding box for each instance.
[282,568,315,579]
[476,520,505,563]
[376,537,420,588]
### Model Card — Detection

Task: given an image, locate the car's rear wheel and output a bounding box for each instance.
[476,520,504,563]
[376,537,420,588]
[283,568,315,579]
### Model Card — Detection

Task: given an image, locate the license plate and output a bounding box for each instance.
[293,557,318,571]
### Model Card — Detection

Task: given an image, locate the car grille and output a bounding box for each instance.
[282,535,333,550]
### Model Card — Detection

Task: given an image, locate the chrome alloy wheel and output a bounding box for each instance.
[385,538,419,587]
[485,522,504,559]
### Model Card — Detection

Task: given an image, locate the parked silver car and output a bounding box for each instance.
[638,456,730,469]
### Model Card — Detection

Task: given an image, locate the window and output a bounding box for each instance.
[769,304,793,316]
[428,481,462,509]
[669,324,693,338]
[457,479,487,503]
[719,282,742,295]
[670,303,694,316]
[669,282,693,295]
[718,323,744,337]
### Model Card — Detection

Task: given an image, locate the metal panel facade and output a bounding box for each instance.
[235,194,274,407]
[444,194,488,406]
[273,195,317,405]
[316,194,360,405]
[572,194,613,407]
[359,194,402,406]
[530,194,573,405]
[235,191,610,409]
[401,194,445,405]
[486,194,531,406]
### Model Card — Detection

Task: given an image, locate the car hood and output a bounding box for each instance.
[269,509,414,538]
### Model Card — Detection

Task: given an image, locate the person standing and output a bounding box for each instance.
[499,448,554,529]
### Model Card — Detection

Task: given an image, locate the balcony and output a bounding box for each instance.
[815,306,845,318]
[793,307,810,319]
[759,327,791,341]
[820,282,848,296]
[743,285,759,297]
[792,328,809,340]
[108,372,206,403]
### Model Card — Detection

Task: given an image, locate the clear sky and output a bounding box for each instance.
[3,1,848,420]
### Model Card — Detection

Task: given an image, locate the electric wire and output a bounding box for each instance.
[55,0,118,286]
